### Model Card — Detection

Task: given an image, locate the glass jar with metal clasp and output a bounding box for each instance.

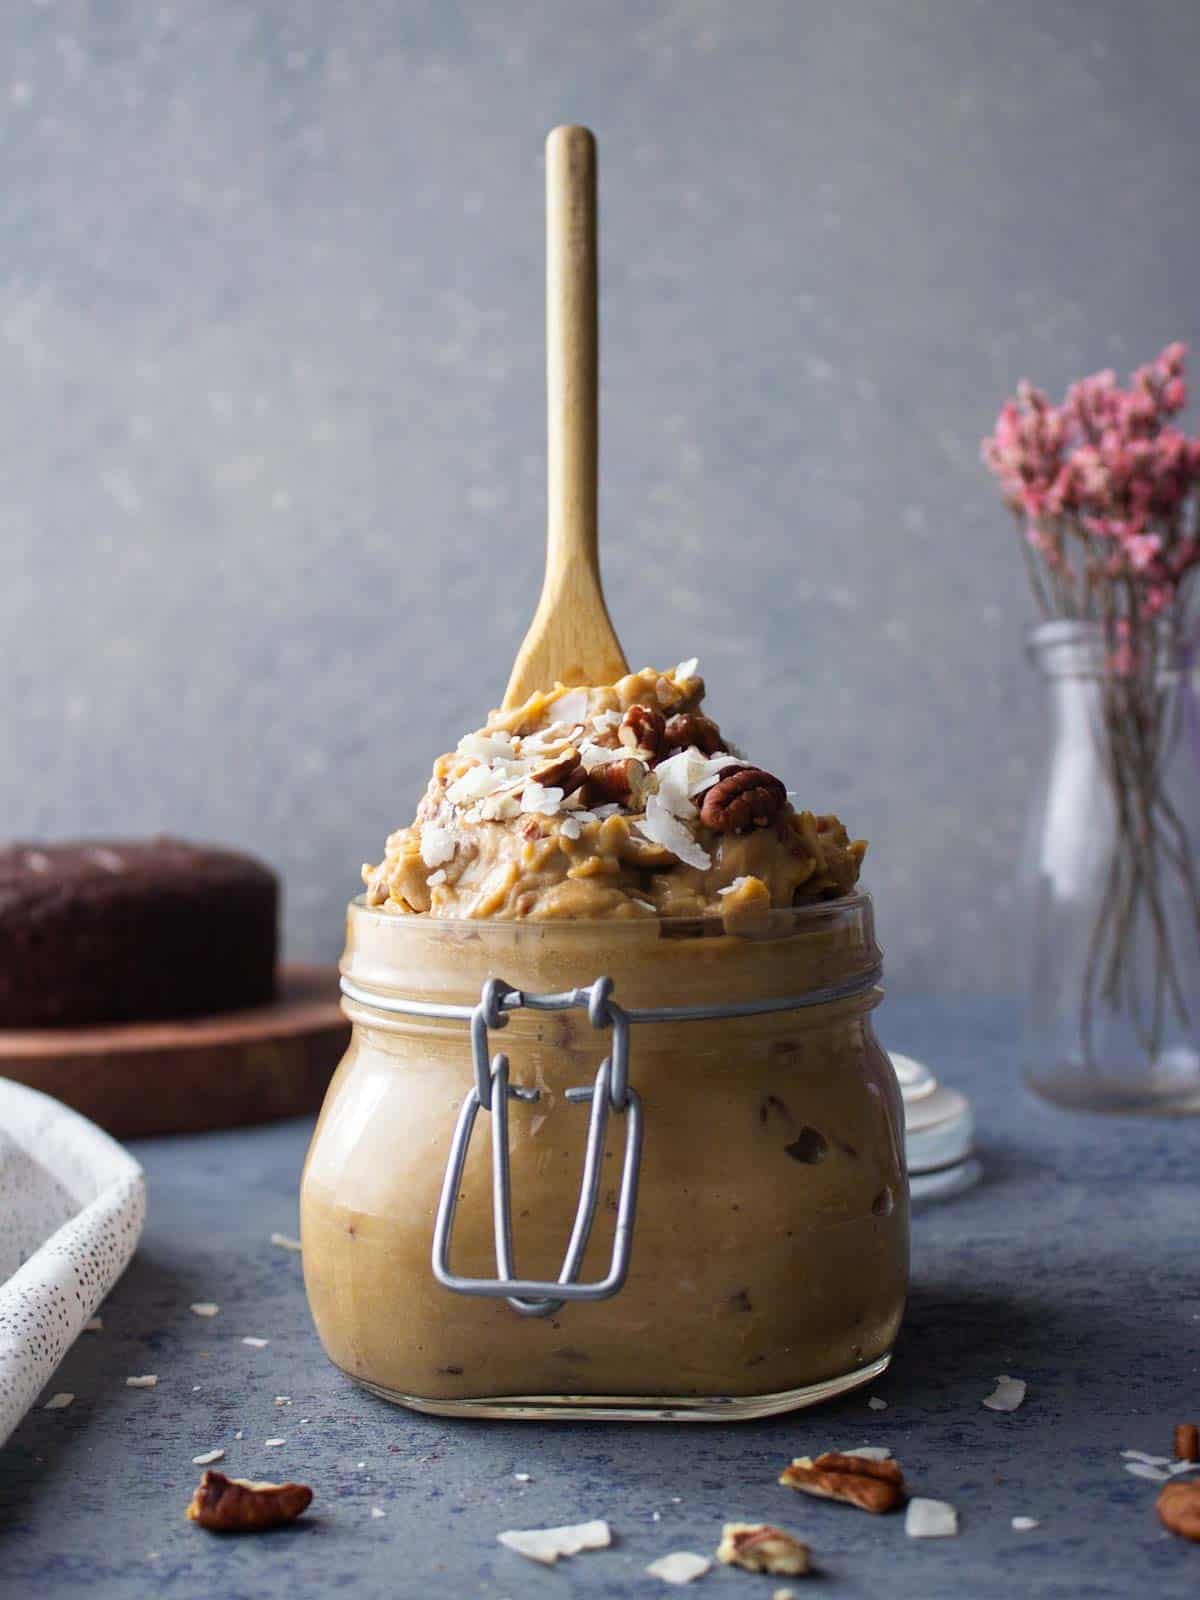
[300,891,908,1421]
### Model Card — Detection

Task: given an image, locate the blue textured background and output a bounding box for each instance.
[3,0,1200,996]
[3,1001,1199,1597]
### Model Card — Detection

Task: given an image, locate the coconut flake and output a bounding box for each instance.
[868,1396,888,1411]
[637,795,712,870]
[513,1472,532,1483]
[370,1506,386,1519]
[446,766,510,805]
[842,1445,892,1460]
[591,709,623,730]
[1011,1516,1039,1531]
[456,730,515,761]
[193,1449,225,1466]
[686,752,751,796]
[646,1550,711,1584]
[427,868,447,886]
[419,824,456,867]
[674,658,700,681]
[190,1302,220,1318]
[982,1375,1026,1412]
[550,688,590,726]
[717,876,754,897]
[497,1519,611,1565]
[1121,1450,1171,1465]
[520,780,564,816]
[270,1232,302,1252]
[44,1392,74,1410]
[1125,1461,1171,1481]
[906,1498,958,1538]
[264,1438,286,1448]
[560,816,582,841]
[126,1375,158,1389]
[84,1316,103,1333]
[241,1337,269,1349]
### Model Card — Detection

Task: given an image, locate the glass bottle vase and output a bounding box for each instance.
[1022,620,1200,1112]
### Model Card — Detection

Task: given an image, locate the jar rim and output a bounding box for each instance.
[347,886,872,934]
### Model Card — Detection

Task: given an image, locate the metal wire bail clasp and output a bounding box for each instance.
[431,976,643,1318]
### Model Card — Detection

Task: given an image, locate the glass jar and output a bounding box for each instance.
[1022,620,1200,1112]
[300,892,908,1421]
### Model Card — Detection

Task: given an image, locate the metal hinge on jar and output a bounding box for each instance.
[430,977,643,1318]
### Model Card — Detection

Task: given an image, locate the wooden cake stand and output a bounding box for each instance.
[0,963,349,1138]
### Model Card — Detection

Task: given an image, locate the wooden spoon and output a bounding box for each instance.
[502,125,629,709]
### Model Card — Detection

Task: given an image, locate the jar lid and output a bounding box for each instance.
[892,1053,980,1203]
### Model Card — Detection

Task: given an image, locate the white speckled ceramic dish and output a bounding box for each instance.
[0,1078,145,1446]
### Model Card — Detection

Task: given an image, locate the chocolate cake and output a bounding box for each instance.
[0,839,278,1029]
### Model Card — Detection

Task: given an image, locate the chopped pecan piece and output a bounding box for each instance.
[700,766,787,833]
[618,705,666,757]
[583,758,649,809]
[717,1522,810,1576]
[779,1453,905,1515]
[187,1470,313,1533]
[527,747,585,793]
[1175,1422,1200,1462]
[662,712,722,758]
[1158,1480,1200,1542]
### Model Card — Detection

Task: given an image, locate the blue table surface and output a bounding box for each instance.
[2,997,1198,1599]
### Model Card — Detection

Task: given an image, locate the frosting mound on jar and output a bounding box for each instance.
[362,662,866,921]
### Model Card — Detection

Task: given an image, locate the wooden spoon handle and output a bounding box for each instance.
[545,123,599,582]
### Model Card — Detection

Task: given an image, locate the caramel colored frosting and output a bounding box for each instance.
[363,663,865,922]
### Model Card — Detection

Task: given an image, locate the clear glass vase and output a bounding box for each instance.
[1023,619,1200,1112]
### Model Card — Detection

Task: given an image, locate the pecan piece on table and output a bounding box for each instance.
[716,1522,811,1576]
[1175,1422,1200,1463]
[699,766,787,833]
[187,1470,313,1533]
[583,758,649,809]
[779,1452,905,1515]
[1158,1480,1200,1542]
[618,705,666,757]
[662,711,722,758]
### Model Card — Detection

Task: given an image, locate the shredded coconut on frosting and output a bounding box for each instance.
[363,662,866,922]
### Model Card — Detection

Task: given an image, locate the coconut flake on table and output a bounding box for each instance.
[905,1498,958,1538]
[241,1337,269,1349]
[189,1302,219,1318]
[868,1396,888,1411]
[264,1437,286,1448]
[637,795,712,870]
[841,1445,892,1460]
[192,1449,225,1466]
[1124,1461,1172,1481]
[419,825,456,868]
[1121,1450,1171,1465]
[646,1550,711,1585]
[126,1375,158,1388]
[521,781,564,816]
[44,1392,74,1410]
[497,1519,611,1565]
[84,1316,103,1333]
[1011,1516,1040,1531]
[270,1232,301,1252]
[982,1375,1026,1412]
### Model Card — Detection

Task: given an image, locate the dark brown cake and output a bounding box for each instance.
[0,838,278,1028]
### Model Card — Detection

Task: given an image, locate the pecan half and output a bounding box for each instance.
[717,1522,810,1576]
[1158,1480,1200,1542]
[527,748,585,793]
[779,1453,905,1515]
[618,705,666,757]
[699,766,787,833]
[662,711,722,758]
[583,758,649,810]
[1175,1422,1200,1463]
[187,1470,313,1533]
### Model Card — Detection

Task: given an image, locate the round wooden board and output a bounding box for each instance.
[0,963,350,1139]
